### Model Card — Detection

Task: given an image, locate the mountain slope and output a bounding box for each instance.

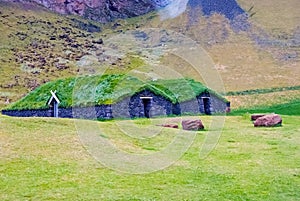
[3,0,169,23]
[0,0,299,110]
[3,0,247,23]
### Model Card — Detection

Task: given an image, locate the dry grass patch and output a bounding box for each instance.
[238,0,300,33]
[227,90,300,109]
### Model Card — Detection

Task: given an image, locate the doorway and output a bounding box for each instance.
[203,98,211,115]
[49,100,59,117]
[140,97,152,118]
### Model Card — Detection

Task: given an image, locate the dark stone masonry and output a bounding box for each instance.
[2,90,229,119]
[128,90,175,118]
[2,105,113,119]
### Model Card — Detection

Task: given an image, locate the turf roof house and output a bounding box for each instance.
[2,74,230,119]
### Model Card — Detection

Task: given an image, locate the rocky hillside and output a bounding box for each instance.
[3,0,169,23]
[4,0,247,23]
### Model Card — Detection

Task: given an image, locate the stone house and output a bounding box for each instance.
[111,87,230,119]
[2,75,230,119]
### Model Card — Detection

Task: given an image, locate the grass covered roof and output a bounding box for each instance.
[5,74,228,110]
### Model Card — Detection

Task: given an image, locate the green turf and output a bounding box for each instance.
[0,115,299,200]
[4,74,228,110]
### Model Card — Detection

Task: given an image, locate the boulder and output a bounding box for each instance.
[157,124,178,129]
[182,119,204,131]
[251,114,267,121]
[254,114,282,127]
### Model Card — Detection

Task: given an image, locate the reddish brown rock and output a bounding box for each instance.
[182,119,204,131]
[251,114,267,121]
[254,114,282,127]
[157,124,178,129]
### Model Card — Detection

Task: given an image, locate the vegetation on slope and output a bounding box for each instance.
[0,1,146,108]
[0,1,101,106]
[238,0,300,33]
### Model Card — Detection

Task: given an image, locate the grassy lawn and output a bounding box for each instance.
[0,1,299,200]
[0,114,299,200]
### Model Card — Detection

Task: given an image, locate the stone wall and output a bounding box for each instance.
[179,92,229,115]
[2,92,230,119]
[2,105,113,119]
[128,90,174,118]
[111,96,131,118]
[71,105,112,119]
[179,99,200,115]
[209,94,229,113]
[2,108,53,117]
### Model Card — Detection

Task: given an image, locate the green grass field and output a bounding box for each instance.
[0,0,299,200]
[1,114,299,200]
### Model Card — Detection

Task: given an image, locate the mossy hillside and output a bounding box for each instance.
[1,1,299,112]
[1,1,299,113]
[0,1,104,107]
[5,74,228,110]
[0,2,145,108]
